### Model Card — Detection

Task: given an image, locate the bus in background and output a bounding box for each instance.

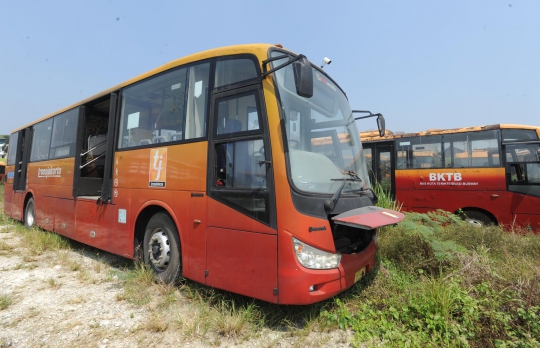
[0,135,8,158]
[361,124,540,231]
[3,44,403,305]
[0,162,5,184]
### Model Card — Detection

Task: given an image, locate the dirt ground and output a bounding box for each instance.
[0,204,354,348]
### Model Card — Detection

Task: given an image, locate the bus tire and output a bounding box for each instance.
[462,211,493,227]
[24,197,35,229]
[143,212,182,285]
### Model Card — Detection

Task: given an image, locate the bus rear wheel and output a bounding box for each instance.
[24,197,35,229]
[462,211,494,227]
[143,212,182,285]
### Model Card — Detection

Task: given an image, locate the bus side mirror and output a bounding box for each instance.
[293,55,313,98]
[377,114,386,137]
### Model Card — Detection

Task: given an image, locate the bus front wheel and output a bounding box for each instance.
[462,211,494,227]
[143,212,182,285]
[24,197,35,229]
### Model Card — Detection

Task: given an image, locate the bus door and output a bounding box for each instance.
[205,84,278,302]
[10,128,32,220]
[73,93,119,201]
[72,93,119,251]
[363,141,395,197]
[504,141,540,230]
[13,127,31,192]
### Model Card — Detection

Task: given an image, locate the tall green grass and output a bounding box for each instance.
[372,181,402,211]
[320,191,540,347]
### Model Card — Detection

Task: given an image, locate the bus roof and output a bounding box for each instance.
[360,124,540,142]
[11,43,289,133]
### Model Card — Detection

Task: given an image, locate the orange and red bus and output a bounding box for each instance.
[361,124,540,230]
[3,44,403,304]
[0,162,5,184]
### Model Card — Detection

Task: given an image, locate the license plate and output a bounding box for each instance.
[354,267,366,283]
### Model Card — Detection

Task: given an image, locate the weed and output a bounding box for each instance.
[141,313,169,332]
[53,249,71,266]
[25,263,38,270]
[18,227,71,255]
[155,282,179,309]
[47,277,61,288]
[378,210,467,275]
[67,296,86,304]
[69,261,82,272]
[94,260,102,273]
[77,269,98,284]
[0,240,13,252]
[22,255,37,263]
[372,181,402,211]
[117,261,155,305]
[0,294,13,310]
[213,301,251,338]
[177,304,211,337]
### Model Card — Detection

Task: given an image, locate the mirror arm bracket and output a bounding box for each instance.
[352,110,381,120]
[353,110,386,137]
[261,54,305,79]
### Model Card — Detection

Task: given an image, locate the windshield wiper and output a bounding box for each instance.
[348,187,379,204]
[324,171,362,214]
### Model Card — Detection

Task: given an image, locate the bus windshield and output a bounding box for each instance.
[271,52,369,194]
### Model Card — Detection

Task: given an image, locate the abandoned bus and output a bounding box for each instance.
[3,44,403,304]
[361,124,540,231]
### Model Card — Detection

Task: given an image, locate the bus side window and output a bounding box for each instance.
[30,118,53,162]
[118,62,210,149]
[509,163,525,183]
[211,85,268,223]
[215,139,266,189]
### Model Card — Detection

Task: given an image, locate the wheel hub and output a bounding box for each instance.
[26,204,35,226]
[148,229,170,270]
[466,219,483,227]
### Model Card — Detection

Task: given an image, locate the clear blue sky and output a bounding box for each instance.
[1,0,539,135]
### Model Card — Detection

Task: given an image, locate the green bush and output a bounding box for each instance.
[378,210,465,275]
[320,192,540,347]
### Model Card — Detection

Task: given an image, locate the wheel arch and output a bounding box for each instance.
[23,191,35,220]
[133,201,183,259]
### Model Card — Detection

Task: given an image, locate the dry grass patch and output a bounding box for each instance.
[52,249,71,266]
[18,227,71,256]
[212,301,260,339]
[68,260,82,271]
[46,277,61,289]
[94,260,103,273]
[141,312,170,332]
[77,268,99,284]
[0,240,14,252]
[22,254,38,263]
[116,262,155,305]
[0,293,14,310]
[177,304,212,338]
[66,295,86,305]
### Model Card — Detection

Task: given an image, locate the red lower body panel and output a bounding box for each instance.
[277,229,377,305]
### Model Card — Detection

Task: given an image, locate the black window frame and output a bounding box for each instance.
[116,59,213,152]
[207,82,276,228]
[213,90,264,139]
[7,132,19,166]
[502,129,539,143]
[29,118,54,163]
[213,54,261,92]
[395,130,502,169]
[49,108,79,160]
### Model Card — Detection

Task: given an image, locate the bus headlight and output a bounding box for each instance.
[292,237,341,269]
